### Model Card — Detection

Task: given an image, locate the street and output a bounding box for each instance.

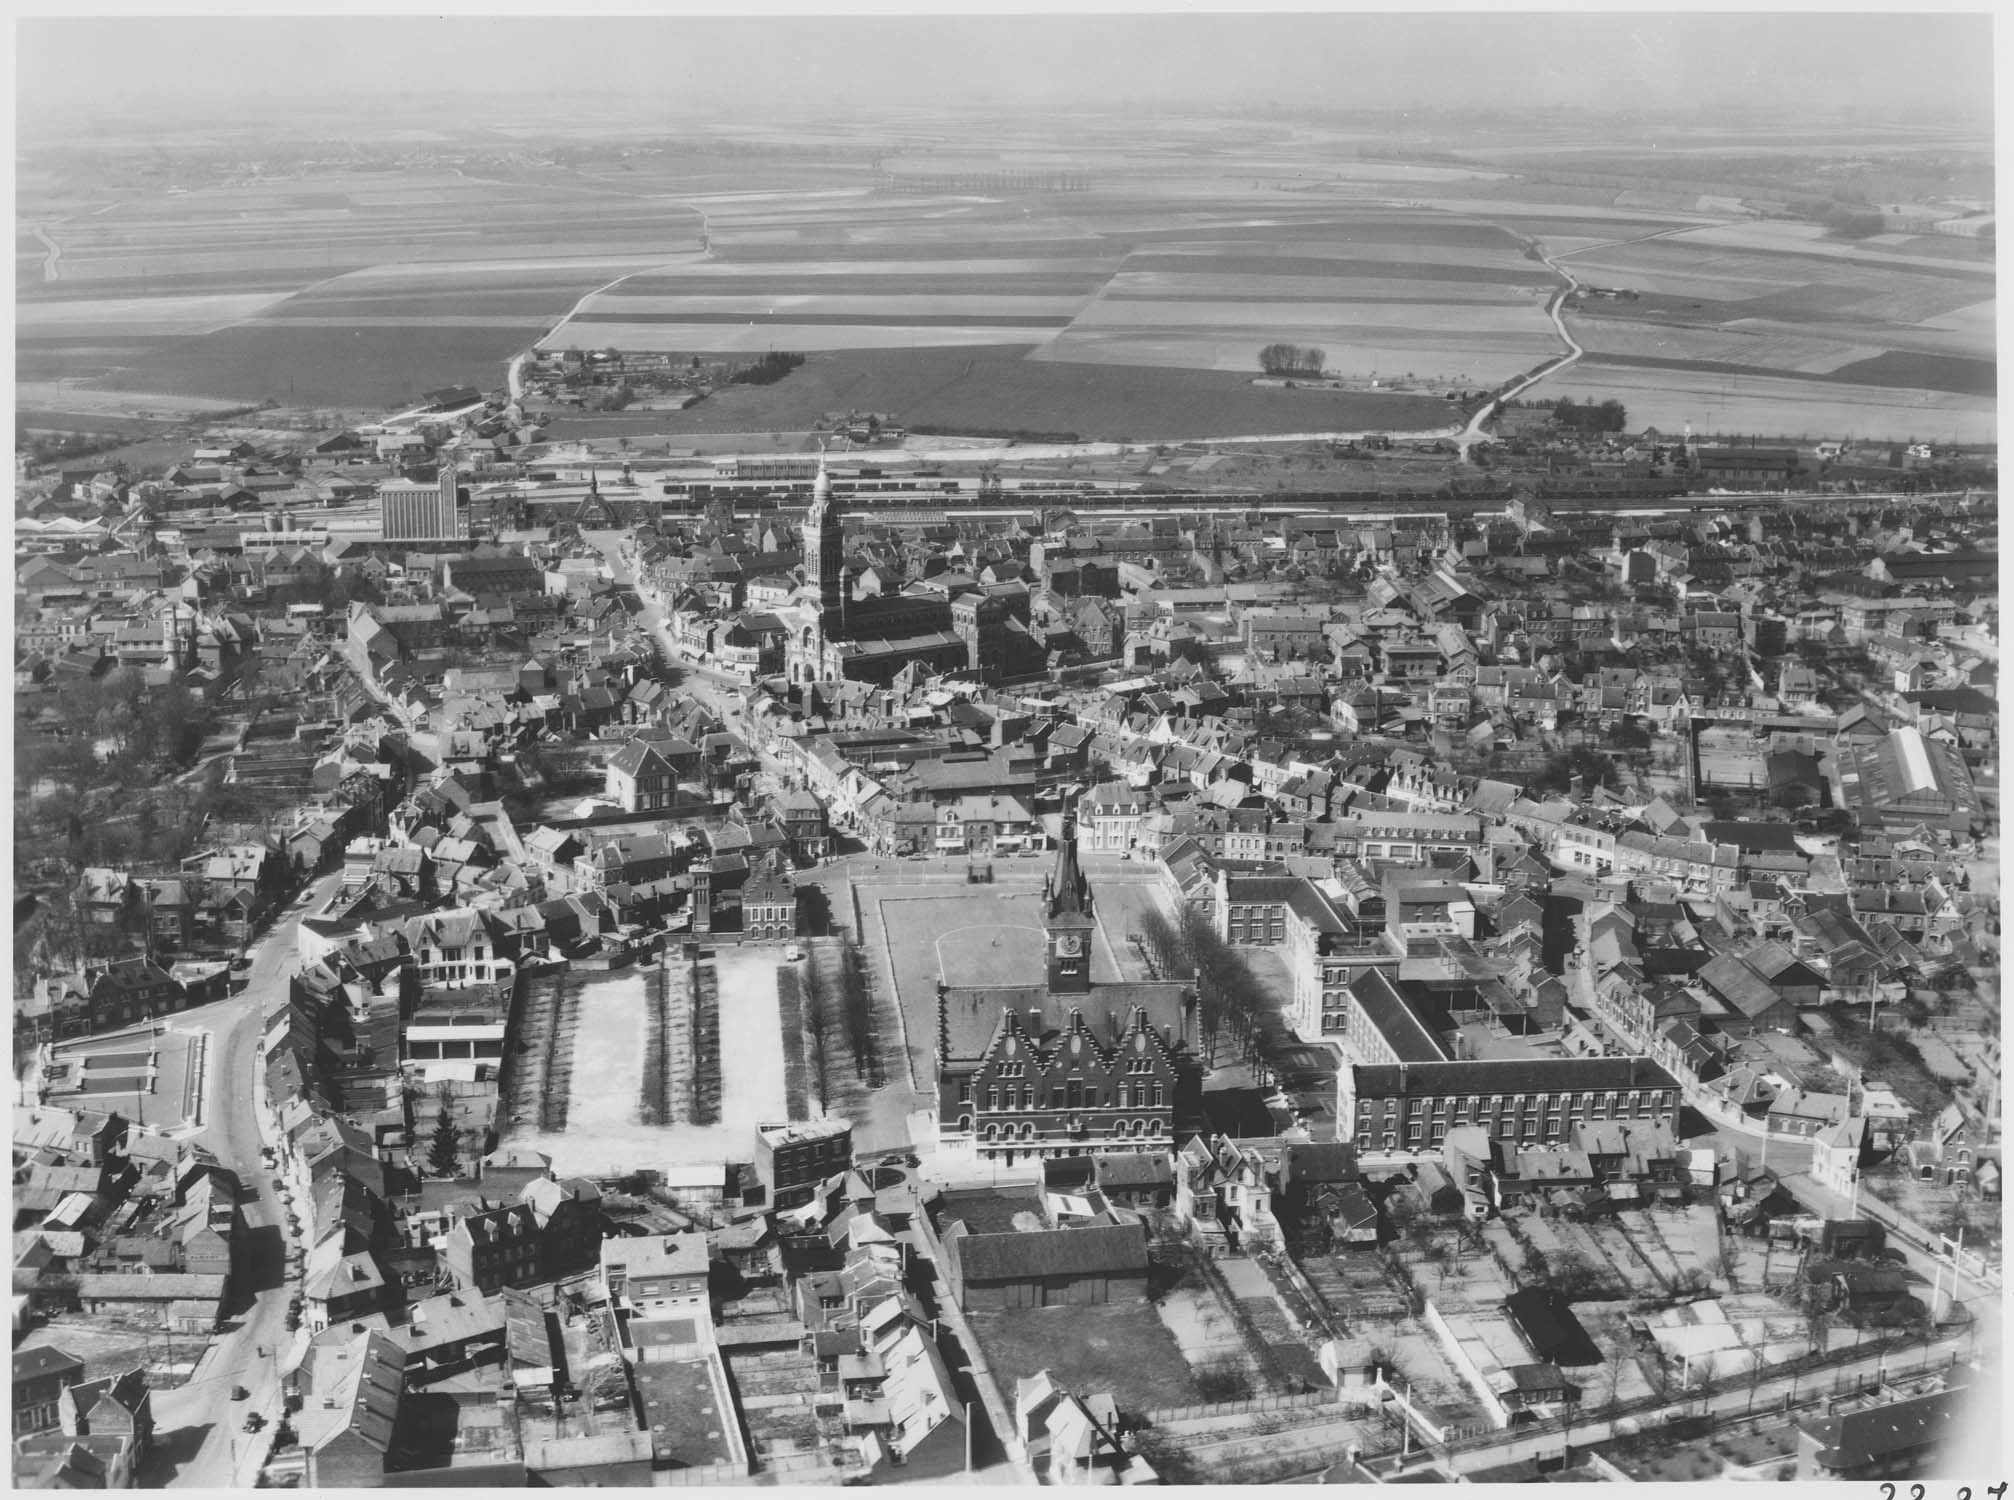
[1440,1334,1978,1476]
[138,872,342,1488]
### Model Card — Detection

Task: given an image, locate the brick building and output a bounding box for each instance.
[1343,1058,1680,1153]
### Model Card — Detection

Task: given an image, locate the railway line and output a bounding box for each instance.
[642,479,1976,529]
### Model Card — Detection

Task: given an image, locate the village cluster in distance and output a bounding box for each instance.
[11,67,2004,1491]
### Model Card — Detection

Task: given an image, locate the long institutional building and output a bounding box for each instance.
[1335,970,1679,1152]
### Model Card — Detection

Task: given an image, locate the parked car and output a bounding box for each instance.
[243,1413,266,1433]
[231,1386,249,1401]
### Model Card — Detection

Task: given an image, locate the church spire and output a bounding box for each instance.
[811,442,832,507]
[1047,794,1091,920]
[810,441,845,627]
[1045,794,1094,995]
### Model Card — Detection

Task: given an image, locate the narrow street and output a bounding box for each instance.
[137,872,342,1488]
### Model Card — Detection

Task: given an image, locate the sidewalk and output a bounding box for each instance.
[1780,1168,1999,1296]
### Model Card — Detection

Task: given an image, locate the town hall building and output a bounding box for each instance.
[933,804,1202,1161]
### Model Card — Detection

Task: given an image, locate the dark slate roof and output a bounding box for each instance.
[1092,1153,1173,1189]
[1282,1142,1360,1187]
[1503,1288,1602,1367]
[1701,820,1802,854]
[945,1221,1149,1283]
[1353,1057,1677,1098]
[12,1345,86,1382]
[1346,972,1450,1062]
[1800,1387,1962,1472]
[939,982,1188,1063]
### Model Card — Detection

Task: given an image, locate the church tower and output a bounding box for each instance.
[808,450,845,628]
[1045,796,1095,995]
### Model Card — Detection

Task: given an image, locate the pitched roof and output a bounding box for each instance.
[945,1221,1149,1283]
[1697,953,1787,1019]
[1353,1056,1677,1097]
[1799,1387,1962,1472]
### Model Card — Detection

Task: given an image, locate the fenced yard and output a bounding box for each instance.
[965,1299,1208,1417]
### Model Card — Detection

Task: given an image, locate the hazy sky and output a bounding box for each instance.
[16,10,1998,129]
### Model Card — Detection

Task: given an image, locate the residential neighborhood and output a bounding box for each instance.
[12,383,1998,1487]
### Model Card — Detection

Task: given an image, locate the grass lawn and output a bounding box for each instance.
[966,1300,1205,1415]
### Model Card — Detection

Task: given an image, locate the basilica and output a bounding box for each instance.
[780,456,1040,687]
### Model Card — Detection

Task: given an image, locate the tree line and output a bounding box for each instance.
[1134,901,1268,1069]
[729,351,807,387]
[1552,397,1629,435]
[1259,343,1327,378]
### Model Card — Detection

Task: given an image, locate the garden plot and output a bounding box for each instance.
[968,1300,1210,1415]
[1579,1218,1671,1293]
[1155,1280,1270,1392]
[1640,1205,1726,1288]
[1507,1211,1576,1267]
[1569,1301,1662,1404]
[1374,1319,1493,1433]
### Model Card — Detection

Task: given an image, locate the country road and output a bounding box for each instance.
[1457,240,1585,459]
[1455,219,1715,460]
[26,222,63,281]
[507,204,713,401]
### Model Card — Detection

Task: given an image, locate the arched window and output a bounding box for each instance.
[1022,1122,1036,1140]
[1147,1120,1163,1138]
[957,1115,972,1134]
[984,1123,999,1143]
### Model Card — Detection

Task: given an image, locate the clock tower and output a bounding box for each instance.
[1045,797,1094,995]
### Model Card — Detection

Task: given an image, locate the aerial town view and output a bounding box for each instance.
[9,10,2003,1489]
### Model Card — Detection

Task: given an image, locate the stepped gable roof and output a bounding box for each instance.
[937,983,1188,1064]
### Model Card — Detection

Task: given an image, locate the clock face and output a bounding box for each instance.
[1056,934,1084,957]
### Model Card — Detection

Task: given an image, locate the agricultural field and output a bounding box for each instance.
[16,113,1994,441]
[16,164,710,413]
[1538,361,1994,446]
[541,199,1573,412]
[536,343,1457,444]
